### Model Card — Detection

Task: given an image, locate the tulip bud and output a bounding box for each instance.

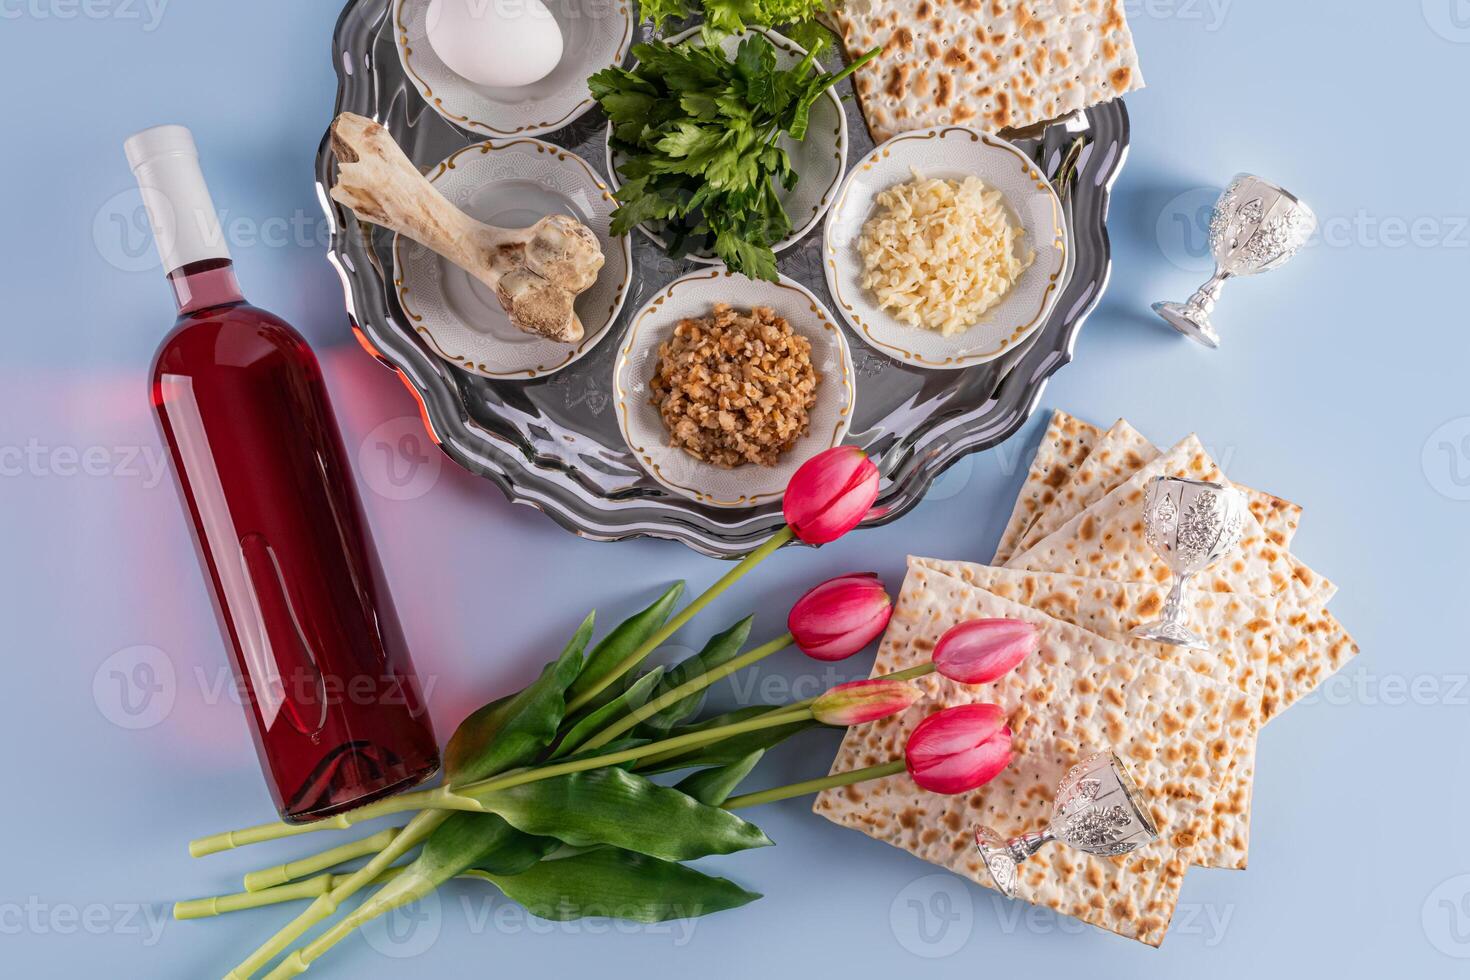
[788,573,893,661]
[783,447,880,545]
[811,679,921,726]
[932,619,1038,685]
[904,703,1012,795]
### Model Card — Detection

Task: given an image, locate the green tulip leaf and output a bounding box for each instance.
[553,667,666,759]
[674,750,764,806]
[443,612,594,784]
[416,812,560,884]
[553,737,651,769]
[640,616,754,734]
[466,766,773,861]
[568,583,684,709]
[466,848,760,923]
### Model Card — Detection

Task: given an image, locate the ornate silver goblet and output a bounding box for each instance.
[1130,476,1247,649]
[974,751,1159,899]
[1154,173,1316,348]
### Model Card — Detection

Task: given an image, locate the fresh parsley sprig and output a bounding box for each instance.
[590,34,876,280]
[639,0,831,36]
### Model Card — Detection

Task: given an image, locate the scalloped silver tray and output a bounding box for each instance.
[316,0,1130,557]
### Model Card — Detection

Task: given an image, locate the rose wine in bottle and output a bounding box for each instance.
[128,125,439,822]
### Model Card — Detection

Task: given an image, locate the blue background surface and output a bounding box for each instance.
[2,1,1468,976]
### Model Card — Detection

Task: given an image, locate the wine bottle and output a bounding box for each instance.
[128,125,439,822]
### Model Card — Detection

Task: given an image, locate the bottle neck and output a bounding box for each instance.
[169,258,245,315]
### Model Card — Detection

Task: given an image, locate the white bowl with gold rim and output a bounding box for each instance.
[393,0,633,138]
[391,138,633,380]
[822,126,1068,370]
[614,268,855,507]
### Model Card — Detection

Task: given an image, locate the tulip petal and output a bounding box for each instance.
[811,679,921,726]
[932,619,1038,685]
[904,704,1012,795]
[908,728,1011,795]
[788,573,893,662]
[783,447,880,545]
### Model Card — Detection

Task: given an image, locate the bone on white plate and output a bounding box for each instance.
[328,112,604,344]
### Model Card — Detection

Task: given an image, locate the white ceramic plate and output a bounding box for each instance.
[393,0,633,138]
[604,26,848,262]
[823,126,1069,370]
[614,269,855,507]
[392,139,633,380]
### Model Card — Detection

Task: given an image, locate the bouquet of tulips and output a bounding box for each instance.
[177,448,1036,978]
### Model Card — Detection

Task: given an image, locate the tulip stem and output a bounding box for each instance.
[722,759,906,810]
[565,525,796,715]
[580,632,796,752]
[449,707,816,801]
[190,785,480,858]
[224,810,446,979]
[242,828,402,892]
[174,866,408,920]
[191,707,814,860]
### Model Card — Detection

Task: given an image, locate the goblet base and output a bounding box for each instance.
[1152,301,1220,349]
[974,827,1020,899]
[1130,617,1208,650]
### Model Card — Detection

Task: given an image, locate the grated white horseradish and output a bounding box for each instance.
[856,172,1034,336]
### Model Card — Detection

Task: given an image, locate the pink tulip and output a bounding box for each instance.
[788,573,893,661]
[905,703,1012,795]
[811,679,921,726]
[783,447,880,545]
[932,619,1038,685]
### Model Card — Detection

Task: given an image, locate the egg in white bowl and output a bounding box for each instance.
[425,0,564,89]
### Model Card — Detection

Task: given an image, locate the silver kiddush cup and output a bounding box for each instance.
[1130,476,1248,649]
[1153,173,1316,348]
[975,752,1159,899]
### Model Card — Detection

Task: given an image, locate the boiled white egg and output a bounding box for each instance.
[425,0,564,89]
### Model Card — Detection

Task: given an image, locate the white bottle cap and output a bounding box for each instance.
[124,124,232,274]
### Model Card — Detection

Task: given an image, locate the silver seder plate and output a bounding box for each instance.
[316,0,1131,557]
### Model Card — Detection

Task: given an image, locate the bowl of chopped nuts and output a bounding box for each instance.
[613,267,856,508]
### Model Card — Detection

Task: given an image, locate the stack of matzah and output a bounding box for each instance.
[814,410,1358,946]
[827,0,1146,143]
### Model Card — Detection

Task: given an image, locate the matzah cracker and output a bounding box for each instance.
[992,409,1100,564]
[910,558,1272,870]
[829,0,1146,144]
[1012,420,1326,602]
[1006,436,1357,719]
[814,563,1244,946]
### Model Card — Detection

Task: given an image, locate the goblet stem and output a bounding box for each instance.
[1185,271,1230,314]
[974,827,1059,899]
[1152,271,1229,348]
[1129,571,1206,649]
